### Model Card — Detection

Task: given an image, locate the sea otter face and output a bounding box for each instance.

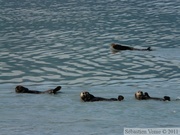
[15,85,29,93]
[80,91,90,101]
[135,91,144,100]
[80,91,94,102]
[80,91,89,98]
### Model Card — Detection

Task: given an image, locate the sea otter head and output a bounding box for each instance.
[15,85,29,93]
[135,91,151,100]
[111,43,116,48]
[80,91,95,102]
[135,91,144,100]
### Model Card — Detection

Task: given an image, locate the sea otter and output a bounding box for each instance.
[15,85,61,94]
[111,43,152,51]
[135,91,170,101]
[80,91,124,102]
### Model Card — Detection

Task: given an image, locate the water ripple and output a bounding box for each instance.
[0,0,180,86]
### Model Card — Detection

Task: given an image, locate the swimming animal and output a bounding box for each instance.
[80,91,124,102]
[15,85,61,94]
[111,43,152,51]
[135,91,170,101]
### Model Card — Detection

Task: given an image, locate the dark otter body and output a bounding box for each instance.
[80,91,124,102]
[135,91,170,101]
[15,85,61,94]
[111,43,152,51]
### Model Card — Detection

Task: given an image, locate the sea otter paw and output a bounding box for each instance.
[164,96,171,101]
[118,95,124,101]
[147,47,152,51]
[50,86,61,94]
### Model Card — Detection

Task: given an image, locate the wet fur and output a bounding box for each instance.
[80,91,124,102]
[15,85,61,94]
[135,91,170,101]
[111,43,152,51]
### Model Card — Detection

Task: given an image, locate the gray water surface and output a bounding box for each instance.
[0,0,180,135]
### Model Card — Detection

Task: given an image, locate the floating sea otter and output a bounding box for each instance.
[111,43,152,51]
[135,91,170,101]
[80,91,124,102]
[15,85,61,94]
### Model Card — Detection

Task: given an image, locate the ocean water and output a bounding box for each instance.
[0,0,180,134]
